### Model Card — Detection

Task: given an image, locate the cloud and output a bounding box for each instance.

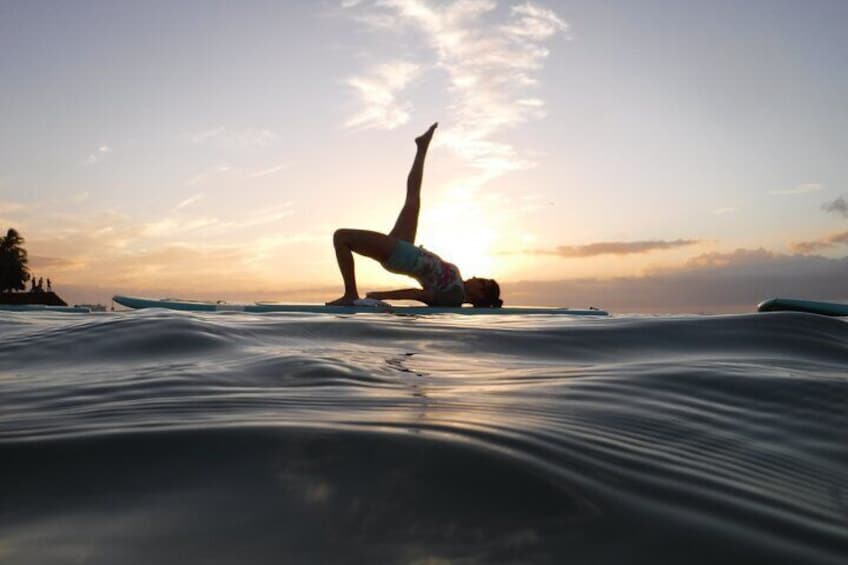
[185,164,233,187]
[174,193,205,210]
[680,247,781,269]
[345,61,421,130]
[85,244,255,288]
[28,255,84,271]
[507,248,848,313]
[142,217,221,238]
[519,239,699,258]
[248,163,288,179]
[183,163,289,186]
[22,211,149,272]
[84,145,112,165]
[20,205,315,300]
[822,196,848,218]
[769,183,824,195]
[712,207,737,215]
[343,1,567,177]
[189,127,278,147]
[504,3,568,40]
[191,127,226,143]
[232,129,277,147]
[226,205,295,229]
[0,200,24,214]
[790,230,848,254]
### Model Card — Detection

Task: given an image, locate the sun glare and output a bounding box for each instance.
[420,200,499,279]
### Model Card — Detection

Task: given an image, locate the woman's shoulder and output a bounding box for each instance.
[432,283,465,307]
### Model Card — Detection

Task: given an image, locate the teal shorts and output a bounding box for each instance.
[384,240,422,275]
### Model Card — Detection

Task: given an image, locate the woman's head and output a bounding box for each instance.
[464,277,502,308]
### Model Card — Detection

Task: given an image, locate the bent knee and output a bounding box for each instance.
[333,229,351,245]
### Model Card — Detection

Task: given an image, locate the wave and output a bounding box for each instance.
[0,310,846,563]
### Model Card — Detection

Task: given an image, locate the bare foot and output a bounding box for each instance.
[326,295,359,306]
[415,122,438,148]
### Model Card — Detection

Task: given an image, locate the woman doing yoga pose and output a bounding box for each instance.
[327,123,502,308]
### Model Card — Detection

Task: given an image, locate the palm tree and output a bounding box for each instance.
[0,228,32,292]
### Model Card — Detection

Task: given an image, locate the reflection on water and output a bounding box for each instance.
[0,310,846,563]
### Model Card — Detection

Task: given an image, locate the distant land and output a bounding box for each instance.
[0,291,68,307]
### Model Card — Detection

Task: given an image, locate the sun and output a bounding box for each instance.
[419,199,499,279]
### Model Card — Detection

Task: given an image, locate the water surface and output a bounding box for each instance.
[1,310,846,564]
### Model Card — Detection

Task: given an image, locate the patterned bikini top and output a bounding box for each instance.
[410,248,465,306]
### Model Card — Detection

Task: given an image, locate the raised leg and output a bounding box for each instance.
[326,229,398,305]
[389,123,437,243]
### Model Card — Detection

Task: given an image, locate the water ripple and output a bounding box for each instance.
[0,310,846,563]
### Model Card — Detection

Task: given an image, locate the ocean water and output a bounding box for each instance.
[1,309,846,564]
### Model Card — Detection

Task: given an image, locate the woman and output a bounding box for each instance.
[327,123,502,308]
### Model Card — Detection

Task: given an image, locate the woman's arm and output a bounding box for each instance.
[366,288,434,304]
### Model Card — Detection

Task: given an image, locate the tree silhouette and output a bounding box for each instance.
[0,228,32,292]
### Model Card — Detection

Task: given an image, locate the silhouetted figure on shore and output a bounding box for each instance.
[327,123,502,308]
[30,279,36,292]
[47,278,52,291]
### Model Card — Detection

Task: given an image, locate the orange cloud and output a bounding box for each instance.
[790,231,848,254]
[520,239,699,258]
[508,249,848,313]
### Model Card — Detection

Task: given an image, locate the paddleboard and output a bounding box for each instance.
[757,298,848,317]
[112,295,608,316]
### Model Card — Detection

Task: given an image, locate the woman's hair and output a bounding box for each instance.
[471,278,502,308]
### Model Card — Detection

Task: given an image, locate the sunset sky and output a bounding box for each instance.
[1,1,846,311]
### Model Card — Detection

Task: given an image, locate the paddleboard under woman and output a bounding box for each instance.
[327,123,502,308]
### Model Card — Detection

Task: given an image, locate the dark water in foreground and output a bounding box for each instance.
[1,310,846,564]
